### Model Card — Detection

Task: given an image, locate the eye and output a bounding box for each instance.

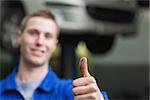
[28,29,39,36]
[45,33,53,39]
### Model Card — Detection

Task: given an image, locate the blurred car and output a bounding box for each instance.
[0,0,141,54]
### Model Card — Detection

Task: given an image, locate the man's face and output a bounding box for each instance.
[18,17,58,66]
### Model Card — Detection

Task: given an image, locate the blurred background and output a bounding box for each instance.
[0,0,149,100]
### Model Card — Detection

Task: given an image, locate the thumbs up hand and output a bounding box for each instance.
[73,57,105,100]
[80,57,91,77]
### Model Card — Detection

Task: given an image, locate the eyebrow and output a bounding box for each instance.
[27,28,54,36]
[28,29,39,33]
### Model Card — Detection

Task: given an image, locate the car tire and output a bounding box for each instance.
[85,35,115,54]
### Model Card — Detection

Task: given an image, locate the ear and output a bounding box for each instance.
[52,38,58,53]
[54,39,58,50]
[55,39,58,45]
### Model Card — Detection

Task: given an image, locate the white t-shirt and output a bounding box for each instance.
[16,79,41,100]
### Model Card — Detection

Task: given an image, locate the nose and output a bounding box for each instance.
[36,34,44,46]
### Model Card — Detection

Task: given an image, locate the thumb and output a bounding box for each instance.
[80,57,91,77]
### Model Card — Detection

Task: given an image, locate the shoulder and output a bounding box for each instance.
[0,79,6,86]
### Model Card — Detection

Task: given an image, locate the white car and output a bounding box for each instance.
[0,0,140,54]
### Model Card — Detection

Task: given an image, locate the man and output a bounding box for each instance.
[0,9,108,100]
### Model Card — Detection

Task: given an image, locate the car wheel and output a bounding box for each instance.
[85,35,115,54]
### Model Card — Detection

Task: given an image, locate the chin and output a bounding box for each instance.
[33,60,45,66]
[29,58,46,67]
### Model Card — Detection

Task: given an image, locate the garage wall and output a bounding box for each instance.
[92,9,149,99]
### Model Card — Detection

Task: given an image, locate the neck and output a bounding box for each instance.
[16,58,49,83]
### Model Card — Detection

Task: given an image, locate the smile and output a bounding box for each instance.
[31,48,45,57]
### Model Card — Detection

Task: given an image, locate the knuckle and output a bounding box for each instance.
[74,96,79,100]
[90,84,97,91]
[90,93,97,99]
[90,76,96,83]
[72,81,75,87]
[72,88,77,95]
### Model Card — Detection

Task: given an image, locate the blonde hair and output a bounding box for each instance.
[20,8,59,35]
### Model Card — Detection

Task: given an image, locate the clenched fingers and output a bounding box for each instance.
[73,83,98,96]
[74,92,98,100]
[73,76,96,87]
